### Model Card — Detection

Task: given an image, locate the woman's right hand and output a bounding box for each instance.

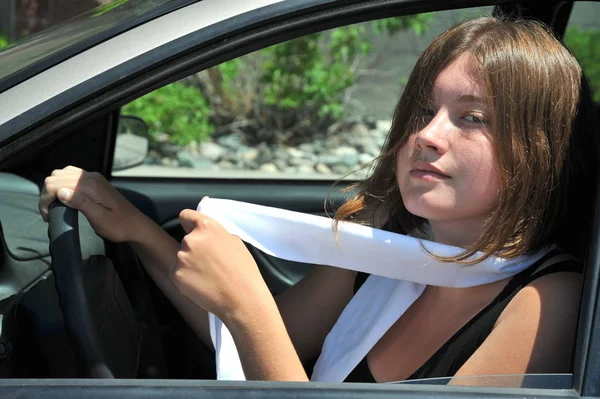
[39,165,144,243]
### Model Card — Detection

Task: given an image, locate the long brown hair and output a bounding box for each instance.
[333,16,584,263]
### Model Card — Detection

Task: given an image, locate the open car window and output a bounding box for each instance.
[112,7,494,180]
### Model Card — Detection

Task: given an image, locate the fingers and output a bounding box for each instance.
[179,209,223,236]
[39,166,106,222]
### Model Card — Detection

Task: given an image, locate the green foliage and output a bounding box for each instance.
[122,83,213,147]
[93,0,129,17]
[124,14,433,146]
[258,15,432,126]
[0,34,10,51]
[564,26,600,101]
[372,13,433,36]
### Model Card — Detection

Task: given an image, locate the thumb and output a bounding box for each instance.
[57,188,104,221]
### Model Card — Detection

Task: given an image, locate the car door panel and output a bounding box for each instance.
[113,178,350,293]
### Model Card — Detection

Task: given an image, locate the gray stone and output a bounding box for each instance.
[289,157,314,167]
[186,140,200,156]
[199,142,226,162]
[297,165,315,174]
[260,163,279,173]
[363,116,378,130]
[274,159,288,171]
[341,153,360,167]
[366,145,382,157]
[218,161,235,169]
[331,146,358,157]
[217,134,243,149]
[242,148,260,162]
[351,123,371,137]
[287,147,305,158]
[316,163,332,174]
[178,152,214,169]
[359,153,376,165]
[376,120,392,133]
[298,143,314,153]
[332,164,350,174]
[318,154,341,166]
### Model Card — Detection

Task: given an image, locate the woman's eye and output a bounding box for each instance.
[464,114,486,124]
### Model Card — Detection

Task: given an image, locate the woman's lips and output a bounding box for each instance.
[409,169,450,181]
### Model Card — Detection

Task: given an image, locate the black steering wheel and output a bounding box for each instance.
[47,201,114,378]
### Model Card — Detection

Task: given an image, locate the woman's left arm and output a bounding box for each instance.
[171,209,308,381]
[453,271,583,383]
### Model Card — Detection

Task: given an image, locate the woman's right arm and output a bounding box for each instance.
[39,166,356,364]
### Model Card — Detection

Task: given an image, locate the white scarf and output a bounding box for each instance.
[196,198,552,382]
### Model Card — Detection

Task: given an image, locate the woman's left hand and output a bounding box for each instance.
[171,209,269,322]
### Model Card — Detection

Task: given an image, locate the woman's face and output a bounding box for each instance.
[395,53,501,246]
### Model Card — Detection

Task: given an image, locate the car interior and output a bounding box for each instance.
[0,1,599,386]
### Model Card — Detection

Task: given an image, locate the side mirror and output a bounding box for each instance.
[112,115,150,171]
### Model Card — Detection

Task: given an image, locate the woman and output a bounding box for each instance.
[39,16,591,383]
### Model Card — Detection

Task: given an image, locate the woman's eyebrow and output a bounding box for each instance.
[456,94,486,105]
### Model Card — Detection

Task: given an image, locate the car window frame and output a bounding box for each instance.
[0,0,598,397]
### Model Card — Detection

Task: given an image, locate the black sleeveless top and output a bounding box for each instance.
[342,249,582,383]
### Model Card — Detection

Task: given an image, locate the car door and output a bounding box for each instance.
[0,0,599,398]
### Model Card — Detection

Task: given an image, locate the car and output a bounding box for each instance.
[0,0,599,398]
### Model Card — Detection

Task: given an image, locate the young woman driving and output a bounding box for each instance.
[39,16,589,384]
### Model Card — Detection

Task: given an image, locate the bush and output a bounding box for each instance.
[564,27,600,101]
[0,34,9,51]
[123,15,433,147]
[121,83,213,149]
[199,15,433,145]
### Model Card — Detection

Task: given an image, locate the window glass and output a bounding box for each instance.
[564,2,600,102]
[113,7,492,179]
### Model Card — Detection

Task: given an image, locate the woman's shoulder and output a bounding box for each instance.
[456,256,583,376]
[499,251,583,327]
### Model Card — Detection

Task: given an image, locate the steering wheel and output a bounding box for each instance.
[47,201,114,378]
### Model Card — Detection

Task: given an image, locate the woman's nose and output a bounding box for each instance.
[414,112,451,154]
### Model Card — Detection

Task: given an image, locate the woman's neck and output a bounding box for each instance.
[427,218,485,248]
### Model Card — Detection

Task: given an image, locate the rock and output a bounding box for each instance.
[199,142,226,162]
[365,145,382,157]
[287,147,305,158]
[218,161,235,169]
[297,165,315,174]
[312,140,325,154]
[242,148,260,162]
[160,143,181,158]
[341,153,360,167]
[257,147,273,164]
[298,143,314,153]
[217,134,243,149]
[359,153,375,165]
[331,146,358,157]
[351,123,370,137]
[274,159,288,171]
[376,120,392,133]
[185,140,200,156]
[161,158,178,167]
[363,116,378,130]
[318,154,341,166]
[332,164,350,174]
[316,163,332,174]
[289,157,313,167]
[260,163,279,173]
[178,152,214,169]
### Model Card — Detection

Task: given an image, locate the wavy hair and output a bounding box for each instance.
[333,16,584,263]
